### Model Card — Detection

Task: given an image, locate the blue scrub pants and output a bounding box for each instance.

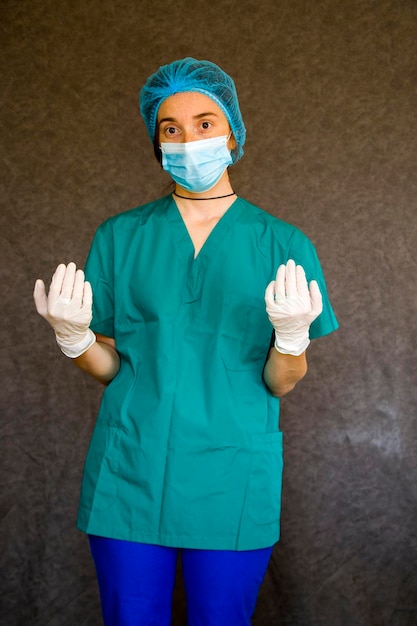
[89,535,273,625]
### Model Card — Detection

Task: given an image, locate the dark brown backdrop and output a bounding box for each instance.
[1,0,416,624]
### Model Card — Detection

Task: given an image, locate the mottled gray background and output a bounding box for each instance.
[1,0,417,624]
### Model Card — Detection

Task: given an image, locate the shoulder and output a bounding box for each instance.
[237,196,313,250]
[95,195,171,236]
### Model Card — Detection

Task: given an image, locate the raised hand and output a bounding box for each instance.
[265,259,323,356]
[34,262,96,358]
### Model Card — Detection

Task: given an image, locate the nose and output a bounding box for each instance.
[182,127,198,143]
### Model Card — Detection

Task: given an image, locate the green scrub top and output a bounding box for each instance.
[76,195,338,550]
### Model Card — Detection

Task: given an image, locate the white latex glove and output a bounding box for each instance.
[265,259,323,356]
[33,262,96,358]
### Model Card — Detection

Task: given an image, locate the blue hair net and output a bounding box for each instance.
[139,58,246,163]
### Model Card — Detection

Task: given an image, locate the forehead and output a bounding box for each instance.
[157,91,227,122]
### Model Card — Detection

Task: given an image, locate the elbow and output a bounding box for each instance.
[268,380,297,398]
[265,357,308,398]
[271,377,301,398]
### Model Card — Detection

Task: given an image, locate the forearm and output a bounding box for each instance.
[263,347,307,397]
[73,336,120,385]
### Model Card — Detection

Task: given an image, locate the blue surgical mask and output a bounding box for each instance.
[160,135,233,193]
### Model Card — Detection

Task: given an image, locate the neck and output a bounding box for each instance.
[173,190,235,201]
[172,187,237,221]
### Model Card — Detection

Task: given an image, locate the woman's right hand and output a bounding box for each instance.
[33,262,96,358]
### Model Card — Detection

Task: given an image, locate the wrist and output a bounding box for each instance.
[274,330,310,356]
[56,328,96,358]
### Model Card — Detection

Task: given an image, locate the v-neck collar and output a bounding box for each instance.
[166,194,243,267]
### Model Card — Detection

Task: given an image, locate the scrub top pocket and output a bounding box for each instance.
[163,441,251,542]
[79,424,122,513]
[237,431,283,547]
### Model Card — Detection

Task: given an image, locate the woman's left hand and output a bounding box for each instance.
[265,259,323,356]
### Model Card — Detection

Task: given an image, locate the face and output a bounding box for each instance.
[157,91,236,151]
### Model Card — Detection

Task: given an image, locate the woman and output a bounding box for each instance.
[34,58,338,625]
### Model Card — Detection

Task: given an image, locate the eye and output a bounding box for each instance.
[160,124,181,141]
[198,120,214,132]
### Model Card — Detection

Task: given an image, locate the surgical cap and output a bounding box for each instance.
[139,57,246,163]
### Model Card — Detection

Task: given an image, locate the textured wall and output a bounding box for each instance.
[1,0,416,624]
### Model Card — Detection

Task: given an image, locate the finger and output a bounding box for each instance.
[309,280,323,316]
[60,262,77,301]
[296,264,310,302]
[264,280,276,306]
[48,264,67,301]
[285,259,297,298]
[33,279,48,316]
[274,264,287,300]
[71,269,86,305]
[82,280,93,311]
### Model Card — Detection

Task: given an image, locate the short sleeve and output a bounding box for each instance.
[84,220,115,338]
[288,229,339,340]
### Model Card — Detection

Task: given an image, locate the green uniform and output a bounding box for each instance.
[76,195,338,550]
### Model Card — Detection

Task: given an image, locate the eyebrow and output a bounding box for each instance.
[158,112,220,124]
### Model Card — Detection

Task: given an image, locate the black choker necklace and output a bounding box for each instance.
[173,191,236,201]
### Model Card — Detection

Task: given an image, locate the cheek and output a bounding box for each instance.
[228,134,237,151]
